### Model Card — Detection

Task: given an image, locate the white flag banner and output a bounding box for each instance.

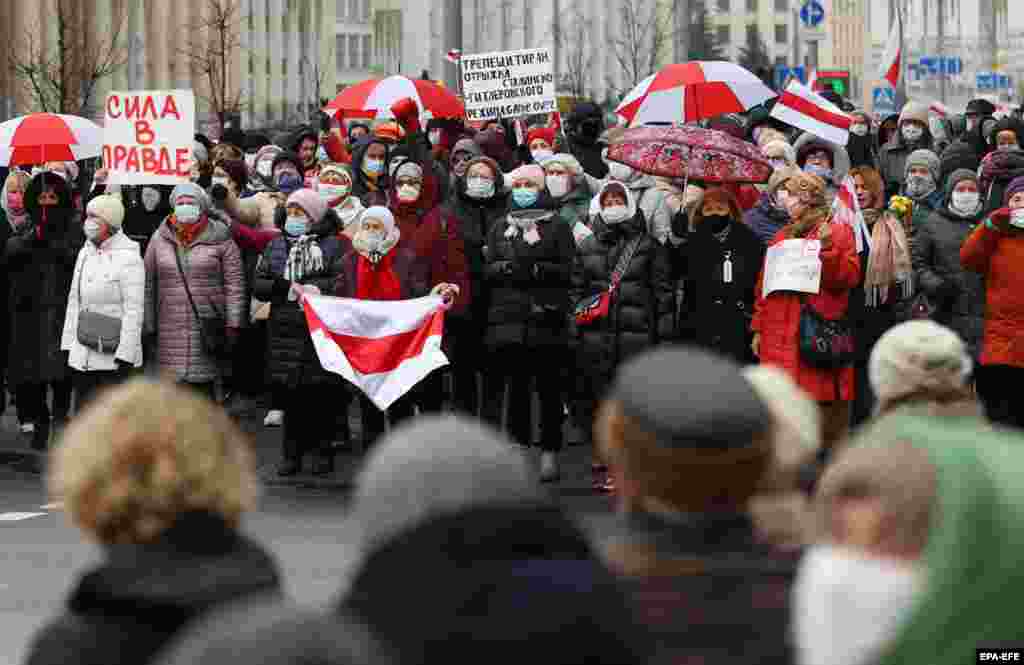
[770,80,852,146]
[303,294,449,411]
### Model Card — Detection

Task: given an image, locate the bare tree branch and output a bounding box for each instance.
[611,0,680,89]
[178,0,247,134]
[555,0,595,99]
[8,0,128,114]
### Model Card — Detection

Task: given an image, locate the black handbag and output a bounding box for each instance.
[75,254,123,353]
[173,249,228,358]
[798,296,855,369]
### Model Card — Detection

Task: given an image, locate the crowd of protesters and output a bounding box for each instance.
[3,84,1024,665]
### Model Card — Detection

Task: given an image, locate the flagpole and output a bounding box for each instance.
[896,1,906,106]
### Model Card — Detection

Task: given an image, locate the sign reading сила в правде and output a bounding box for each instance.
[460,48,557,121]
[102,89,195,185]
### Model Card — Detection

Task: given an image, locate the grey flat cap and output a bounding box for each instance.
[611,346,770,450]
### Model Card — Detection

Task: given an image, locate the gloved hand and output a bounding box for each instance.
[988,207,1012,232]
[390,97,421,135]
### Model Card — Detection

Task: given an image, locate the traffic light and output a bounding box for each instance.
[813,70,851,97]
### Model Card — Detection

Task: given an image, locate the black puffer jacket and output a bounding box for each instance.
[573,212,673,368]
[253,210,345,388]
[912,170,987,360]
[676,217,763,364]
[483,195,575,349]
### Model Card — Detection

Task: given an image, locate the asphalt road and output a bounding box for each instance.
[0,398,615,665]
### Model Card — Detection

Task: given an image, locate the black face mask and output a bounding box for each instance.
[703,214,731,233]
[579,119,601,139]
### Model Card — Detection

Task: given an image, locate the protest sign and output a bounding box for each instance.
[461,48,557,121]
[764,239,822,296]
[102,89,195,185]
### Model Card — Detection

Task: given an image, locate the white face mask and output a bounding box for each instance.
[318,183,350,202]
[602,204,630,224]
[951,190,980,213]
[466,177,495,199]
[608,161,634,182]
[902,124,925,142]
[546,175,571,198]
[211,176,230,189]
[1010,208,1024,229]
[257,159,274,178]
[140,187,161,212]
[850,123,869,137]
[793,545,921,665]
[397,184,421,202]
[531,148,553,163]
[83,218,105,241]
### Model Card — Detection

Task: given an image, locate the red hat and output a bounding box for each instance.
[526,127,556,147]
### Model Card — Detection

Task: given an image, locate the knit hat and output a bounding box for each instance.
[361,205,396,234]
[899,101,930,127]
[905,149,941,182]
[526,126,556,147]
[768,165,802,194]
[170,182,209,212]
[86,194,125,229]
[1004,176,1024,205]
[450,137,482,159]
[869,320,972,408]
[318,162,353,184]
[542,153,583,175]
[966,98,997,116]
[394,161,423,180]
[755,127,789,149]
[610,347,770,451]
[373,121,404,144]
[943,168,978,205]
[796,139,836,168]
[193,141,209,164]
[507,164,546,190]
[286,188,327,223]
[762,140,796,166]
[349,415,543,552]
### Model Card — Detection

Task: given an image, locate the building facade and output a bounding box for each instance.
[709,0,800,72]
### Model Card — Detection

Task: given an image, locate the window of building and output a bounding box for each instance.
[349,34,360,70]
[746,24,757,43]
[362,0,371,21]
[717,0,729,12]
[336,34,346,70]
[338,0,346,19]
[716,25,730,44]
[747,0,757,12]
[349,0,358,21]
[361,35,371,68]
[775,24,787,42]
[775,0,788,11]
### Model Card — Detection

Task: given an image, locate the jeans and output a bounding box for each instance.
[73,368,130,414]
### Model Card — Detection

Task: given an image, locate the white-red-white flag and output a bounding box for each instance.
[770,80,852,146]
[303,294,448,410]
[831,175,872,253]
[445,49,462,64]
[806,69,819,89]
[879,22,902,89]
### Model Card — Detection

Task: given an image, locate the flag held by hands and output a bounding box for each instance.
[303,294,449,411]
[831,175,872,254]
[770,80,852,146]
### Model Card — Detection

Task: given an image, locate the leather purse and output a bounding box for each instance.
[798,297,855,369]
[75,255,122,353]
[573,235,643,327]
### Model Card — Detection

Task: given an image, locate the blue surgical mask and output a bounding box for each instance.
[175,204,201,224]
[276,172,303,194]
[804,164,833,181]
[285,216,308,237]
[363,158,385,176]
[512,187,539,208]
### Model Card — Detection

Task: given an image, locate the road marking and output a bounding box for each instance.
[0,512,46,521]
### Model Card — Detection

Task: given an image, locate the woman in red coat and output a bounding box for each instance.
[751,172,861,453]
[960,176,1024,429]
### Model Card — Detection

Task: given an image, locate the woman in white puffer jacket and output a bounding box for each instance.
[61,194,145,410]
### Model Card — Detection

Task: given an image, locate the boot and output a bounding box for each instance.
[276,458,301,477]
[31,420,50,452]
[539,451,560,483]
[311,450,336,476]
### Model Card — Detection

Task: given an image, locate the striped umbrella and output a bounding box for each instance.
[323,76,464,120]
[0,113,103,166]
[616,62,777,127]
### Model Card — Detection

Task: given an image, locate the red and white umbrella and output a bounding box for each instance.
[616,62,777,126]
[0,113,103,166]
[323,76,464,120]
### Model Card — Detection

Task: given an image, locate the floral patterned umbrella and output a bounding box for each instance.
[605,125,773,184]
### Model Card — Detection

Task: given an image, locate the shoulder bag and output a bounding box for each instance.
[76,253,123,354]
[173,249,228,358]
[798,295,855,369]
[573,235,643,327]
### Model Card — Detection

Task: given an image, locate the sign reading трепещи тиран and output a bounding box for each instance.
[460,47,557,121]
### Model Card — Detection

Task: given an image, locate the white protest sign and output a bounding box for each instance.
[461,48,557,121]
[764,239,822,296]
[102,89,195,185]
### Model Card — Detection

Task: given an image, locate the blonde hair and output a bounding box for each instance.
[49,379,258,545]
[5,170,30,193]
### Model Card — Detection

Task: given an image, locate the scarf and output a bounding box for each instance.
[865,210,914,307]
[861,208,883,229]
[784,207,830,239]
[504,210,554,240]
[170,214,208,247]
[355,252,402,301]
[284,235,325,282]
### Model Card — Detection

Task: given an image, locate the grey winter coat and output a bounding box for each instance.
[144,211,245,383]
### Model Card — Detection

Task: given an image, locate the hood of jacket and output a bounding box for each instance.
[846,414,1024,665]
[588,179,638,223]
[793,133,851,185]
[67,512,280,626]
[350,137,393,194]
[454,155,508,207]
[25,171,75,229]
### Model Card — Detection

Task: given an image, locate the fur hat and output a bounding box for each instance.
[86,194,125,229]
[507,164,546,190]
[869,320,972,410]
[787,172,828,208]
[905,149,941,182]
[899,101,930,127]
[768,166,802,195]
[286,188,327,223]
